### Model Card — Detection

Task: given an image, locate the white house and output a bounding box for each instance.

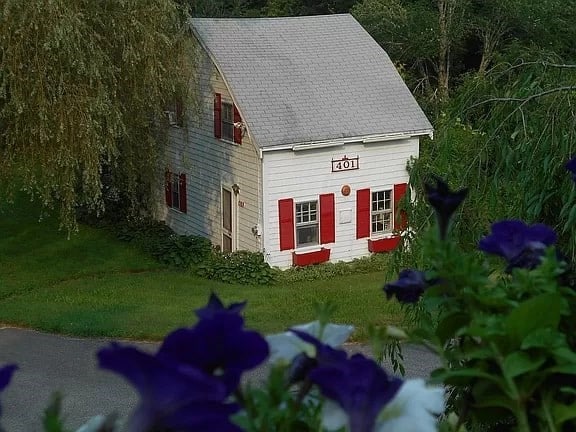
[162,14,433,269]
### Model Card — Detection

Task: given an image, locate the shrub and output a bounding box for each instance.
[277,253,391,284]
[112,218,212,268]
[195,250,276,285]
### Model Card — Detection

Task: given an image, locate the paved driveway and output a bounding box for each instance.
[0,328,440,432]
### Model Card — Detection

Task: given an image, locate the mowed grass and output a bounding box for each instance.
[0,196,404,342]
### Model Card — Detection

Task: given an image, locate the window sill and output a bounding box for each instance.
[219,138,240,146]
[368,236,400,253]
[292,248,330,266]
[167,206,186,214]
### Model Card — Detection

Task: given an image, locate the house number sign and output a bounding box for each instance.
[332,156,359,172]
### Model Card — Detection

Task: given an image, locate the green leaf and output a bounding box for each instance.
[521,328,566,350]
[505,293,563,345]
[474,395,516,411]
[436,312,469,344]
[43,393,69,432]
[502,351,545,378]
[432,368,504,385]
[552,402,576,426]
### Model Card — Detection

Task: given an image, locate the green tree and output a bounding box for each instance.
[353,0,576,99]
[352,0,468,99]
[182,0,267,17]
[266,0,357,16]
[0,0,193,231]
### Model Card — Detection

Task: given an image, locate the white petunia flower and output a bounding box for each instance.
[376,378,445,432]
[266,320,354,364]
[75,415,106,432]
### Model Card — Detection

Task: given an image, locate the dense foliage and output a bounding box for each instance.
[0,0,193,231]
[383,166,576,431]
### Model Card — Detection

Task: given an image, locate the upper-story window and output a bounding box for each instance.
[222,101,235,141]
[214,93,243,144]
[371,190,392,233]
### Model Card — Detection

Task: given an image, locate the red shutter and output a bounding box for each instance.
[320,193,335,244]
[214,93,222,138]
[394,183,408,230]
[278,199,295,251]
[179,173,187,213]
[356,188,371,239]
[165,170,172,207]
[233,104,242,144]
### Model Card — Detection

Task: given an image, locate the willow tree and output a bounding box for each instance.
[0,0,194,231]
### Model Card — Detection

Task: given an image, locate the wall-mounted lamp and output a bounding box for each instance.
[232,183,240,195]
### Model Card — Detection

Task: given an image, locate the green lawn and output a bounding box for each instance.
[0,196,404,342]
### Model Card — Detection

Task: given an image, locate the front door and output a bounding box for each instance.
[222,187,234,252]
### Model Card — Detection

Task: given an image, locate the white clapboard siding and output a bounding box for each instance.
[163,46,261,252]
[262,138,419,268]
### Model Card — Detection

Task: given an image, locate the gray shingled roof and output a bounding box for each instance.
[191,14,432,149]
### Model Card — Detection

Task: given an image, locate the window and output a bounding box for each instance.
[371,190,392,234]
[164,97,184,127]
[222,102,234,141]
[214,93,243,144]
[165,171,187,213]
[295,201,318,247]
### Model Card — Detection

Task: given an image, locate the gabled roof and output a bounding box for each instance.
[190,14,432,149]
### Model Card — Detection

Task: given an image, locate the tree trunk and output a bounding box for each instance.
[437,0,457,100]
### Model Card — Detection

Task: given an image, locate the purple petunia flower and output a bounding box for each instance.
[424,176,468,239]
[98,344,242,432]
[195,292,246,320]
[566,156,576,182]
[384,269,430,304]
[309,353,403,432]
[0,364,17,417]
[157,313,269,394]
[478,220,557,271]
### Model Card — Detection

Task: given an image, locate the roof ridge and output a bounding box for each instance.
[190,13,352,22]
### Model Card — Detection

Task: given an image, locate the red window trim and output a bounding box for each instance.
[279,194,336,252]
[356,188,371,239]
[214,92,243,145]
[278,198,295,251]
[233,105,242,144]
[319,193,335,244]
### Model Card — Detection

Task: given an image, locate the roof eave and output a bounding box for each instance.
[260,129,434,152]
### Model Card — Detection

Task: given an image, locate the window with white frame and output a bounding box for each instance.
[222,102,234,141]
[371,190,392,234]
[170,173,181,210]
[295,200,318,247]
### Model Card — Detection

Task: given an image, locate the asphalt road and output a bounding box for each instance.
[0,327,441,432]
